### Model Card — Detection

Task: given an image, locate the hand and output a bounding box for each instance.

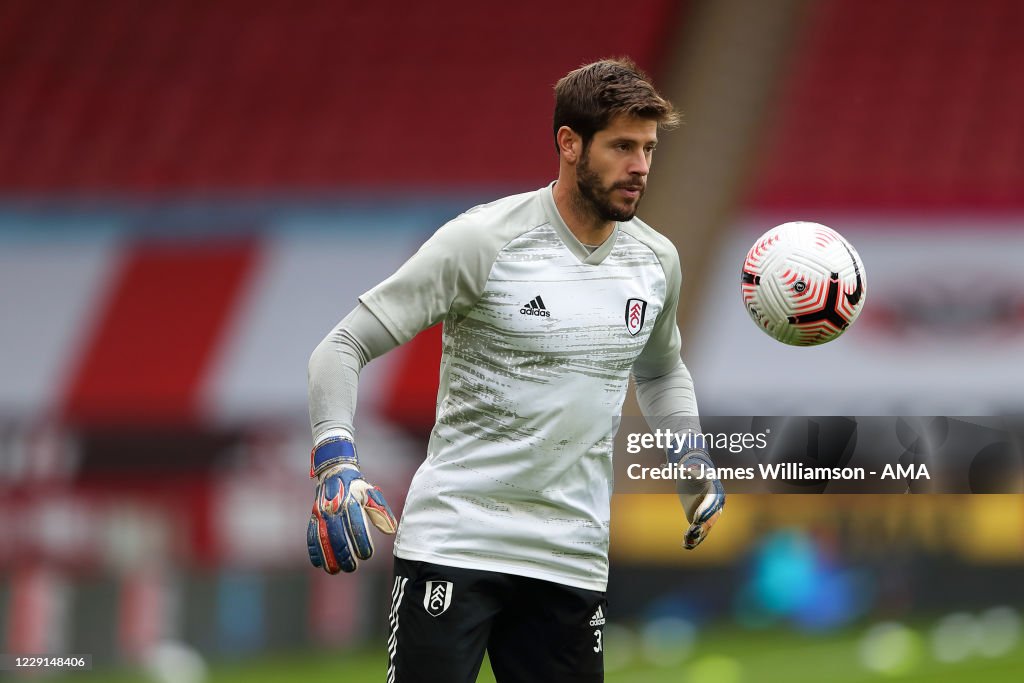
[680,454,725,549]
[306,438,397,574]
[670,436,725,550]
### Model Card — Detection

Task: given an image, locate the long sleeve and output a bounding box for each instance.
[633,357,699,425]
[633,354,709,524]
[629,237,700,436]
[309,209,503,446]
[308,303,400,445]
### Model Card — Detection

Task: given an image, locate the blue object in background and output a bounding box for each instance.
[217,573,266,653]
[735,530,873,631]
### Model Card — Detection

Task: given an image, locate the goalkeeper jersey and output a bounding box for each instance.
[360,182,686,591]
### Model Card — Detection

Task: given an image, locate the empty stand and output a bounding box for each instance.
[749,0,1024,209]
[0,0,677,192]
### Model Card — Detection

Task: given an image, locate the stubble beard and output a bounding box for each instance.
[575,148,644,223]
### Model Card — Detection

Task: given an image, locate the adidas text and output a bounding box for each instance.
[590,606,606,627]
[520,295,551,317]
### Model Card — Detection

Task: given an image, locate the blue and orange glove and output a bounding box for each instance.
[670,433,725,550]
[306,436,398,574]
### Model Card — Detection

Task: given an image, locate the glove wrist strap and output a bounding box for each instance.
[667,431,712,466]
[310,437,359,478]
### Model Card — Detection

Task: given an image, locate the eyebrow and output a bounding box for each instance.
[608,137,658,147]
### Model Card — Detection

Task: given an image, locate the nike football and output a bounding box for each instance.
[740,222,867,346]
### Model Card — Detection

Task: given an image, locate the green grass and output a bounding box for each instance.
[42,623,1024,683]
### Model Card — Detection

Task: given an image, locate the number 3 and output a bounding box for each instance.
[593,629,603,653]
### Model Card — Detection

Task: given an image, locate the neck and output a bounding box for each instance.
[552,179,616,246]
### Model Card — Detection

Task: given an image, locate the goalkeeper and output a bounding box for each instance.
[306,58,724,683]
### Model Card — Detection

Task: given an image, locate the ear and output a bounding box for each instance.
[556,126,581,163]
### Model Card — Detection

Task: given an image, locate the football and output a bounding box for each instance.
[740,221,867,346]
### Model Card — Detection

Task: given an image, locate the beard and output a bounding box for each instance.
[575,149,645,222]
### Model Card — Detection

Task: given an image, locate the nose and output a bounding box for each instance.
[628,150,650,177]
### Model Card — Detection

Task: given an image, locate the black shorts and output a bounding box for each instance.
[386,557,606,683]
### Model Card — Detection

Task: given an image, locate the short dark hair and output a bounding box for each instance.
[553,57,679,151]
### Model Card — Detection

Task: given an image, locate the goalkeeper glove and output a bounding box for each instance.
[306,436,397,574]
[670,434,725,550]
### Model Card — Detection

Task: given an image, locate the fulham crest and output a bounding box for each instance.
[423,581,454,617]
[625,298,647,336]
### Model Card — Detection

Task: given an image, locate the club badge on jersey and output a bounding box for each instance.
[625,298,647,336]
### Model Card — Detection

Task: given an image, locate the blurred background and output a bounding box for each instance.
[1,0,1022,681]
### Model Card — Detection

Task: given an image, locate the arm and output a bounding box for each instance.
[634,359,724,550]
[309,213,495,448]
[307,215,498,573]
[306,304,402,574]
[308,303,400,447]
[631,245,724,550]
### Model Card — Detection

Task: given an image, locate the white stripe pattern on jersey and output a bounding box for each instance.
[386,576,409,683]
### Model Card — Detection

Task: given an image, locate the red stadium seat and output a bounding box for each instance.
[750,0,1024,210]
[0,0,678,192]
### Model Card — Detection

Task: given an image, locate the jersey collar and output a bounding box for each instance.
[541,181,618,266]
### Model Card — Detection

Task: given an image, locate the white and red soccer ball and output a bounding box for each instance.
[741,222,867,346]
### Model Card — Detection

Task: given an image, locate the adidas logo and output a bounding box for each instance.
[589,605,606,627]
[519,295,551,317]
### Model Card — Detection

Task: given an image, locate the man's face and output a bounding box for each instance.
[576,115,658,222]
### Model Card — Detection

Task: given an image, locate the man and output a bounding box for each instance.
[306,58,724,683]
